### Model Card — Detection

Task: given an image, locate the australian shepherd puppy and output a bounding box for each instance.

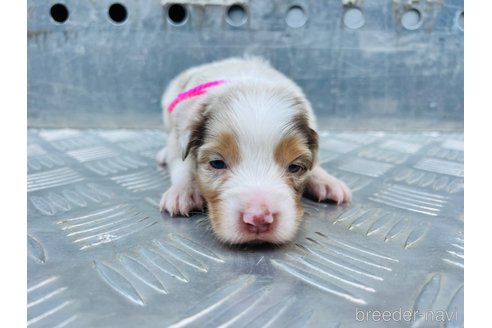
[157,57,351,245]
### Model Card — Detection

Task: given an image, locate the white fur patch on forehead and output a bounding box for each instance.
[205,83,307,150]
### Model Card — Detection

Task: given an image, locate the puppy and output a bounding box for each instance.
[157,57,351,244]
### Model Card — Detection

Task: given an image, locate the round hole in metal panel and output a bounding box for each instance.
[50,3,69,24]
[226,4,247,27]
[108,3,128,24]
[286,5,307,28]
[343,7,365,29]
[457,10,464,31]
[168,4,188,25]
[401,8,422,30]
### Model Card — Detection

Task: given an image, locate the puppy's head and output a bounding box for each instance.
[184,82,318,244]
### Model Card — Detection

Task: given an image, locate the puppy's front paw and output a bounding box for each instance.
[305,167,352,204]
[160,182,204,216]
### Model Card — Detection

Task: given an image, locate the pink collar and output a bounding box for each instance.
[167,80,226,113]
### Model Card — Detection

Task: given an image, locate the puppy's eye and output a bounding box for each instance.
[287,164,303,173]
[209,160,227,170]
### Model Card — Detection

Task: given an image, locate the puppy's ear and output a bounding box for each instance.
[305,126,319,157]
[182,104,210,161]
[292,113,319,167]
[303,127,319,170]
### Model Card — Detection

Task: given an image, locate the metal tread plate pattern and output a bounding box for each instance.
[27,129,464,328]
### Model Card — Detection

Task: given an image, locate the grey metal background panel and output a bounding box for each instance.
[27,129,463,327]
[27,0,463,128]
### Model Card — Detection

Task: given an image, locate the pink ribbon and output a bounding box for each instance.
[167,80,226,113]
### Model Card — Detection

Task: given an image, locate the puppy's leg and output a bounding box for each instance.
[304,166,352,204]
[159,135,204,216]
[155,147,167,166]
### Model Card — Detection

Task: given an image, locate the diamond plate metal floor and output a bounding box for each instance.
[27,129,464,328]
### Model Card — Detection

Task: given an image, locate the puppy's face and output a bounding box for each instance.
[186,84,318,244]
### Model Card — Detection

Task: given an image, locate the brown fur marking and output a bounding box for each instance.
[274,135,313,170]
[213,132,240,166]
[195,175,222,231]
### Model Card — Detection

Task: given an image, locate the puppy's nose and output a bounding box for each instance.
[242,208,274,233]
